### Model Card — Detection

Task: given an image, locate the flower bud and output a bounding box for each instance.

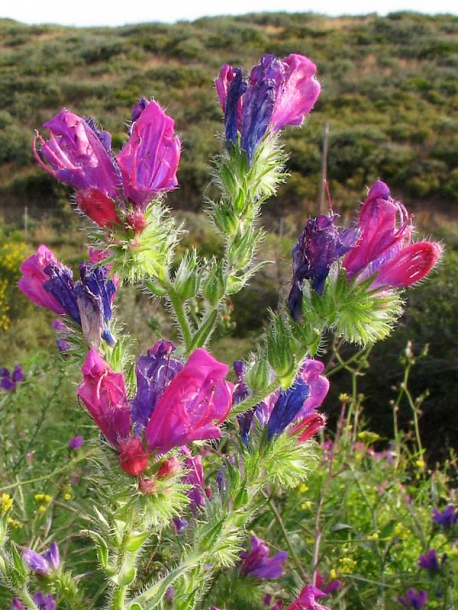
[245,357,272,394]
[201,265,225,305]
[173,252,201,300]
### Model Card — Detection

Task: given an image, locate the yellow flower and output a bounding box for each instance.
[367,532,379,541]
[393,523,409,540]
[339,557,356,574]
[357,431,380,445]
[299,484,309,494]
[1,493,13,516]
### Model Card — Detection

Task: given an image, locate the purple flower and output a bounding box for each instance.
[398,588,428,609]
[236,359,329,443]
[343,181,442,290]
[288,214,359,320]
[182,446,208,514]
[1,366,24,391]
[240,535,287,580]
[23,542,60,576]
[216,53,320,164]
[418,548,446,571]
[52,319,72,352]
[34,99,180,230]
[69,435,84,450]
[432,504,458,527]
[130,340,183,435]
[285,585,331,610]
[32,592,57,610]
[77,344,233,476]
[33,109,120,198]
[19,246,116,348]
[18,246,67,315]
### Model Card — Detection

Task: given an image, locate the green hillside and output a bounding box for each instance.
[1,11,458,224]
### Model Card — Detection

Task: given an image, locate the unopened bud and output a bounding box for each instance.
[245,357,271,393]
[157,457,180,479]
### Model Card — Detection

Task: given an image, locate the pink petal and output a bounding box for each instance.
[371,241,442,289]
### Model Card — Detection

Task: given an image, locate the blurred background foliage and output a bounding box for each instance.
[0,11,457,464]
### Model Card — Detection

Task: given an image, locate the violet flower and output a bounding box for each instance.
[236,359,329,444]
[77,343,233,476]
[19,246,116,348]
[0,366,24,391]
[240,535,287,580]
[432,504,458,527]
[343,181,442,290]
[288,214,359,321]
[33,98,180,229]
[216,53,320,164]
[285,585,331,610]
[418,548,446,571]
[398,588,428,609]
[23,542,60,576]
[182,446,208,514]
[69,435,84,450]
[32,593,57,610]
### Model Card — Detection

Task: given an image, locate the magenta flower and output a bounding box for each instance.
[78,349,131,447]
[77,343,233,476]
[285,585,331,610]
[117,98,181,210]
[216,53,320,163]
[33,98,180,229]
[240,535,287,580]
[33,109,120,199]
[18,245,67,315]
[144,349,233,454]
[343,181,442,290]
[19,246,117,347]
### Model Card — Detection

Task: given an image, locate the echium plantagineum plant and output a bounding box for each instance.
[0,51,442,610]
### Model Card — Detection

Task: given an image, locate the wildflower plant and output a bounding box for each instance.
[0,51,443,610]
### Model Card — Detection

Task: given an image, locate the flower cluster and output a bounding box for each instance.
[77,341,233,476]
[342,181,442,289]
[18,245,117,349]
[0,365,24,391]
[236,358,329,445]
[33,98,180,234]
[289,181,442,322]
[216,53,320,164]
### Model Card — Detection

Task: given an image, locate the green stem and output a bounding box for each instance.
[263,491,308,581]
[230,380,282,415]
[166,286,193,350]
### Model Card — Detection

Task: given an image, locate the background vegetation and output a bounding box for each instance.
[1,11,457,462]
